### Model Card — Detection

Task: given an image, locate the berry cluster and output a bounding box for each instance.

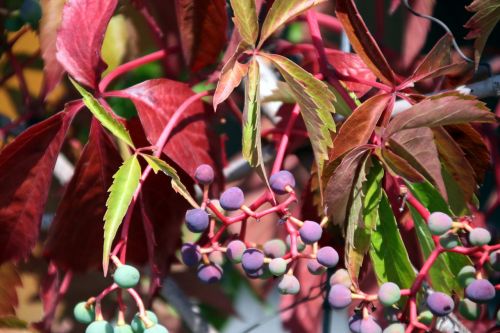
[180,165,499,332]
[182,165,339,296]
[73,258,169,333]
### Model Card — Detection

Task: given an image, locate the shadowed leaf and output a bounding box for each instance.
[432,126,476,203]
[262,53,336,178]
[71,78,134,148]
[378,148,425,183]
[230,0,258,46]
[389,128,446,199]
[385,92,494,137]
[0,263,21,316]
[464,0,500,65]
[39,0,65,94]
[103,155,141,274]
[335,0,398,85]
[44,121,123,272]
[56,0,117,88]
[142,154,199,208]
[258,0,325,48]
[325,146,371,228]
[176,0,228,71]
[0,104,78,264]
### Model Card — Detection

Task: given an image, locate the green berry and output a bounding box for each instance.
[86,320,113,333]
[73,302,95,324]
[458,299,480,321]
[269,258,287,276]
[378,282,401,307]
[131,311,158,333]
[417,310,433,325]
[114,324,134,333]
[144,324,169,333]
[439,233,459,249]
[457,265,476,288]
[114,265,140,289]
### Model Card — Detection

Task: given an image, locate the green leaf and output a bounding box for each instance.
[345,156,369,285]
[242,58,267,180]
[103,155,141,273]
[258,0,325,48]
[70,78,135,148]
[409,206,462,295]
[142,154,199,209]
[230,0,258,46]
[261,53,336,179]
[363,159,383,230]
[370,193,416,293]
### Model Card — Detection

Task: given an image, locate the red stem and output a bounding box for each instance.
[272,104,300,174]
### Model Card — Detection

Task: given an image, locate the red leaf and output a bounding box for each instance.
[175,0,228,71]
[401,0,436,69]
[0,105,78,264]
[325,49,378,97]
[0,262,21,316]
[56,0,118,88]
[378,148,425,183]
[120,79,222,178]
[335,0,398,86]
[281,260,324,333]
[44,120,123,272]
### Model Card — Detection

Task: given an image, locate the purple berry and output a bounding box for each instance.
[307,259,326,275]
[328,284,352,309]
[181,243,201,266]
[226,240,246,263]
[185,208,209,233]
[263,239,286,258]
[197,264,222,283]
[490,250,500,271]
[349,315,381,333]
[329,268,352,288]
[378,282,401,307]
[269,170,296,194]
[465,279,495,303]
[349,314,362,333]
[219,187,244,211]
[316,246,339,268]
[278,274,300,294]
[269,258,287,276]
[241,248,265,273]
[194,164,214,185]
[246,267,265,279]
[469,227,491,246]
[427,212,452,236]
[299,220,323,244]
[426,292,454,316]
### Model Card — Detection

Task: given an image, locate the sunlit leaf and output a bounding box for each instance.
[70,78,134,148]
[103,155,141,274]
[230,0,258,46]
[258,0,325,48]
[142,154,199,209]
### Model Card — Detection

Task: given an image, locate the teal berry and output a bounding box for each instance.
[20,0,41,27]
[73,301,95,324]
[457,265,476,288]
[458,299,480,321]
[439,233,460,249]
[131,311,158,333]
[468,227,491,246]
[144,324,169,333]
[5,15,24,32]
[383,323,405,333]
[113,265,140,289]
[269,258,287,276]
[427,212,452,236]
[377,282,401,307]
[114,324,134,333]
[86,320,113,333]
[489,250,500,271]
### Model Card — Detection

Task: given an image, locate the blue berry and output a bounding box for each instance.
[185,208,209,233]
[113,264,140,289]
[73,301,95,324]
[328,284,352,309]
[181,243,201,267]
[427,212,452,236]
[226,240,246,263]
[131,311,158,333]
[316,246,339,268]
[86,320,113,333]
[299,220,323,244]
[219,187,244,211]
[269,170,296,194]
[194,164,214,185]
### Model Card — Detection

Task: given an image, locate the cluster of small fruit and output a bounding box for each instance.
[324,211,500,333]
[73,259,169,333]
[181,165,340,295]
